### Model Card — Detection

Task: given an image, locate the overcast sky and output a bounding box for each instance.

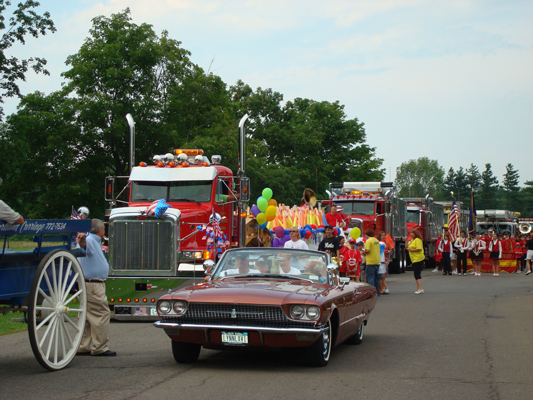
[4,0,533,185]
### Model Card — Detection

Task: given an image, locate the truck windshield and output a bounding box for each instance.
[131,182,168,201]
[169,181,212,202]
[339,202,375,216]
[407,211,419,223]
[130,181,212,202]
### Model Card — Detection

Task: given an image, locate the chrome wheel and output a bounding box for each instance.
[306,318,332,367]
[28,250,87,371]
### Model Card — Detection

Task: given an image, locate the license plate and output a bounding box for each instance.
[221,331,248,345]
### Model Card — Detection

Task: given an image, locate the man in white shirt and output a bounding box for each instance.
[278,254,302,275]
[284,227,309,250]
[220,254,259,276]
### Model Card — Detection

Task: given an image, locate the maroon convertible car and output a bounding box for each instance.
[154,247,378,367]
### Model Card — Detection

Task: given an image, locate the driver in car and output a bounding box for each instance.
[220,254,260,276]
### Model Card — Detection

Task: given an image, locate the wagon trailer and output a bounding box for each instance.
[0,219,91,371]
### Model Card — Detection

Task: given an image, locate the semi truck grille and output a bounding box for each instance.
[111,220,173,271]
[162,303,314,329]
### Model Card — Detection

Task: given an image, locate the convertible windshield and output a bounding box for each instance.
[213,249,330,284]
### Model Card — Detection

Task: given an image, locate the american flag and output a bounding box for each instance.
[210,208,223,239]
[71,206,81,220]
[448,197,460,241]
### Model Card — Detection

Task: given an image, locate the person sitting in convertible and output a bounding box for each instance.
[277,253,302,275]
[220,254,260,277]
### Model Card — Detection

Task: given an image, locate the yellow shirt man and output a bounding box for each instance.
[365,237,381,265]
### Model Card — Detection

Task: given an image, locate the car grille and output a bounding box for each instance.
[162,303,315,329]
[111,220,173,271]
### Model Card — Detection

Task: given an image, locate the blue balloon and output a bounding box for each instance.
[259,222,267,229]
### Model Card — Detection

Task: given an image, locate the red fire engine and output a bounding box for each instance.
[324,182,407,273]
[103,115,250,319]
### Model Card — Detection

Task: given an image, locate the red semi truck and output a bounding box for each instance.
[403,196,445,269]
[324,182,407,273]
[103,115,251,319]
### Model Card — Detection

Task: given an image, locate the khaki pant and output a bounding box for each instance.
[78,282,110,355]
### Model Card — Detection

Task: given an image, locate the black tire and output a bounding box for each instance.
[172,340,201,364]
[346,322,364,345]
[306,319,332,367]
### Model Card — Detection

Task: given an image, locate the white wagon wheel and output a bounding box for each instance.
[28,249,87,371]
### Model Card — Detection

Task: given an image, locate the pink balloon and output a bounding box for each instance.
[274,226,285,239]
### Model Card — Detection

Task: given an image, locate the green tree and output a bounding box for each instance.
[443,168,456,199]
[0,0,55,119]
[465,163,482,192]
[520,181,533,217]
[478,163,499,210]
[395,157,445,198]
[502,163,520,211]
[62,8,195,176]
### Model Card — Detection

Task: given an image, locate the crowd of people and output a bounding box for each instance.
[432,227,533,277]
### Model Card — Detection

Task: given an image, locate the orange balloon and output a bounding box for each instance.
[268,199,277,207]
[266,214,275,222]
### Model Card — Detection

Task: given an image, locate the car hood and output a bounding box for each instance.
[169,278,332,305]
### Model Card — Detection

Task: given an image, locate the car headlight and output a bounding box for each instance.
[182,251,192,258]
[306,306,320,320]
[290,305,305,319]
[158,300,171,314]
[173,300,188,315]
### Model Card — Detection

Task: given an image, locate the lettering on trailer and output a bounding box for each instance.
[0,219,91,235]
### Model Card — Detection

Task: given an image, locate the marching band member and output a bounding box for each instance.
[488,233,502,276]
[469,233,486,276]
[438,232,453,275]
[454,231,470,276]
[501,231,513,253]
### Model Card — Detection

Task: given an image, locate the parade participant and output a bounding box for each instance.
[336,206,349,228]
[356,240,366,282]
[325,204,345,230]
[525,233,533,275]
[469,232,486,276]
[318,225,341,260]
[501,231,513,253]
[454,231,470,276]
[284,227,309,250]
[378,231,391,294]
[482,229,493,247]
[76,219,116,357]
[278,253,302,275]
[363,229,381,296]
[338,236,348,277]
[0,178,24,224]
[406,228,425,294]
[345,238,362,282]
[221,254,260,276]
[488,233,502,276]
[438,232,453,275]
[513,233,526,273]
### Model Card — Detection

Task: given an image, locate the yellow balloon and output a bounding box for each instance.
[266,213,275,222]
[265,205,276,218]
[256,213,266,225]
[350,227,361,239]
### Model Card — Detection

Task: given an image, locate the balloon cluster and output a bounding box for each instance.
[250,188,277,229]
[271,224,327,248]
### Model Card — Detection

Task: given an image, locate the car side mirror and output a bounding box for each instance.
[203,259,215,276]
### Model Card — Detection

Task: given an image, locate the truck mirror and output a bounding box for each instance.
[239,177,250,202]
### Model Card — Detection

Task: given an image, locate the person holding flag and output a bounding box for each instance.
[448,194,461,275]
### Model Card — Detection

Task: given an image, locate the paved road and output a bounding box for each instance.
[1,271,532,400]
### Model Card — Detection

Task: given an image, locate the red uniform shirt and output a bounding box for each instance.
[325,212,345,228]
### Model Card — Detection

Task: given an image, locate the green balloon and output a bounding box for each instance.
[262,188,273,201]
[257,197,268,212]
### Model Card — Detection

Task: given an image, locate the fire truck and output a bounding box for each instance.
[403,196,445,268]
[103,115,250,319]
[476,210,520,236]
[325,182,407,273]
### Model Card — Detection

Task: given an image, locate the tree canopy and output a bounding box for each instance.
[0,9,384,218]
[0,0,55,120]
[395,157,444,198]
